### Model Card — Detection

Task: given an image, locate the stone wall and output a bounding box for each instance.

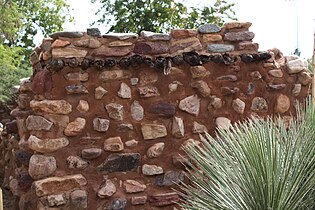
[9,22,312,210]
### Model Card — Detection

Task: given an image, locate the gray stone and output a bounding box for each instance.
[140,31,170,41]
[125,139,138,147]
[30,99,72,115]
[268,69,283,78]
[130,78,139,86]
[66,156,89,170]
[26,115,53,131]
[103,32,138,40]
[215,117,232,130]
[232,98,246,114]
[208,44,235,53]
[97,153,140,173]
[105,198,127,210]
[198,24,221,33]
[286,58,307,74]
[81,148,102,160]
[95,86,108,99]
[141,124,167,140]
[99,70,132,82]
[292,84,302,96]
[251,97,268,112]
[64,117,86,136]
[142,164,163,176]
[28,135,69,153]
[47,194,67,207]
[275,94,290,114]
[131,101,144,121]
[267,83,286,91]
[76,100,89,112]
[33,174,87,197]
[138,86,160,97]
[50,31,83,39]
[104,136,124,152]
[179,95,200,116]
[28,154,56,180]
[147,142,165,158]
[117,82,131,99]
[97,179,116,198]
[117,123,134,132]
[64,72,89,82]
[155,170,185,186]
[70,190,88,209]
[172,116,185,138]
[93,118,110,132]
[65,84,88,94]
[192,121,208,134]
[123,180,146,193]
[87,28,101,36]
[105,103,124,121]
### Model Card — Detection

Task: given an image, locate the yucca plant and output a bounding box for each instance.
[180,99,315,210]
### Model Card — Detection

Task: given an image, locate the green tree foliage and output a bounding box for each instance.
[92,0,236,33]
[0,0,71,102]
[180,99,315,209]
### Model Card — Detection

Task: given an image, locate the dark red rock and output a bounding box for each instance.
[224,31,255,42]
[5,120,18,134]
[97,153,140,173]
[149,103,176,118]
[18,171,33,191]
[134,42,169,55]
[267,83,286,90]
[216,75,238,82]
[237,41,259,51]
[31,69,52,95]
[221,87,240,95]
[15,150,33,166]
[155,170,185,186]
[93,45,131,57]
[149,192,180,206]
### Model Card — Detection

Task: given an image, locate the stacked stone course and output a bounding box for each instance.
[9,22,312,209]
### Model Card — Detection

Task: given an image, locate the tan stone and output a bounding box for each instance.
[28,135,69,153]
[108,41,134,47]
[52,47,88,58]
[97,179,116,198]
[47,194,67,207]
[215,117,232,130]
[172,116,185,138]
[298,71,312,85]
[192,121,208,134]
[64,117,86,136]
[191,80,211,97]
[232,98,246,114]
[28,154,57,180]
[142,164,163,176]
[275,94,290,114]
[123,180,146,193]
[171,29,198,39]
[202,34,222,42]
[30,100,72,115]
[51,39,71,48]
[170,37,202,54]
[190,66,210,79]
[147,142,165,158]
[64,72,89,82]
[99,69,132,82]
[125,139,138,147]
[73,38,102,48]
[131,196,147,205]
[26,115,53,131]
[208,97,223,110]
[141,124,167,140]
[224,21,252,30]
[33,174,87,197]
[268,69,283,78]
[139,70,159,85]
[104,136,124,152]
[76,100,89,112]
[179,95,200,116]
[182,139,201,147]
[117,82,131,99]
[292,84,302,96]
[105,103,124,121]
[66,156,89,170]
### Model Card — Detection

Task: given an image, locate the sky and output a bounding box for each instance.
[62,0,315,58]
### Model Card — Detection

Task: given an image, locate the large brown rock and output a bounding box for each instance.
[52,47,88,58]
[33,174,87,197]
[275,94,290,114]
[224,31,255,41]
[28,154,56,180]
[170,37,202,54]
[31,69,52,95]
[92,45,131,57]
[30,100,72,115]
[134,42,169,54]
